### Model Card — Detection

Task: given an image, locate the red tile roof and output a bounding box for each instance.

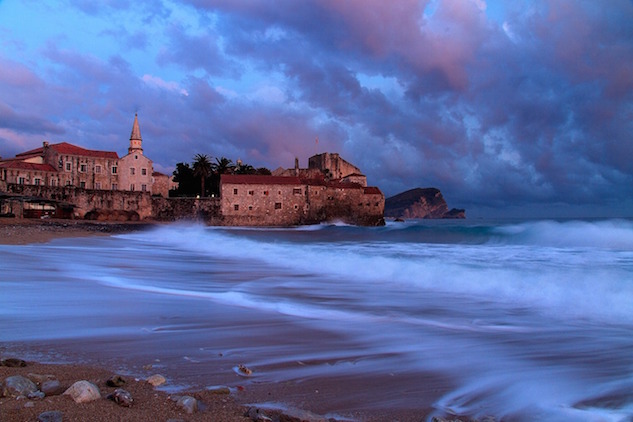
[363,186,382,195]
[17,142,119,159]
[0,160,57,172]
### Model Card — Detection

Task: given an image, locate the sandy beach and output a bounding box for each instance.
[0,217,158,245]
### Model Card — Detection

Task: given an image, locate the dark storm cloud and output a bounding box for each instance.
[1,0,632,216]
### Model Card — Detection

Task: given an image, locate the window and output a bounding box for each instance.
[274,202,282,210]
[95,165,101,174]
[248,205,253,210]
[130,168,135,175]
[80,164,87,173]
[233,188,238,195]
[263,190,269,196]
[234,204,239,211]
[95,182,101,190]
[293,188,302,195]
[50,179,57,187]
[66,180,72,186]
[141,168,147,176]
[112,166,118,174]
[248,190,254,195]
[130,184,135,191]
[34,178,41,185]
[18,177,25,185]
[80,181,86,189]
[141,184,147,192]
[112,183,118,190]
[65,162,71,171]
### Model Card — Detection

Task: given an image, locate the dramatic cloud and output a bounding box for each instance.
[1,0,632,217]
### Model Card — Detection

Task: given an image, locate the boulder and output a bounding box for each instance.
[63,380,101,403]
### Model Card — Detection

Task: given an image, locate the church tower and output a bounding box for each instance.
[128,113,143,155]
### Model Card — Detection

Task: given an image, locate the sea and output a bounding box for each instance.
[1,218,632,421]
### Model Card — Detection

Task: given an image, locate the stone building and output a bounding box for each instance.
[221,153,384,226]
[0,114,168,197]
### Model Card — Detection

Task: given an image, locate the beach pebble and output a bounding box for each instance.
[236,364,253,376]
[1,358,27,367]
[63,380,101,403]
[176,395,198,414]
[37,410,63,422]
[41,379,63,396]
[107,388,133,407]
[146,374,166,387]
[27,373,56,385]
[2,375,39,398]
[245,407,273,421]
[207,386,231,394]
[106,374,127,387]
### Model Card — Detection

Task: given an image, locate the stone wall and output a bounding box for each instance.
[152,197,222,224]
[4,184,153,220]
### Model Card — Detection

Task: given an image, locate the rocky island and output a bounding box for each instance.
[384,188,465,220]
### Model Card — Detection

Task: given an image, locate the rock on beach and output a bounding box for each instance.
[63,380,101,403]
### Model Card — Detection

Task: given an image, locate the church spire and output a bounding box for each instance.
[128,113,143,154]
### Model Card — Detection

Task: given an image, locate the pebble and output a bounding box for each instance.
[2,375,39,398]
[175,395,198,414]
[146,374,166,387]
[37,410,63,422]
[41,379,63,396]
[107,388,134,407]
[27,373,56,384]
[63,380,101,403]
[207,386,231,394]
[1,358,27,367]
[106,374,127,387]
[237,364,253,376]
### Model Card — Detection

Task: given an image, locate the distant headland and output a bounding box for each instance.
[385,188,466,220]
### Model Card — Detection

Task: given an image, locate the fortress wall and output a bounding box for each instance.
[306,185,384,226]
[220,181,308,226]
[4,184,153,219]
[152,197,222,224]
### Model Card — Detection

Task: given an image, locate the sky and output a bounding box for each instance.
[1,0,632,218]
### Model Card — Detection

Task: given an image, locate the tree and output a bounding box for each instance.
[193,154,213,197]
[171,162,196,197]
[212,157,234,175]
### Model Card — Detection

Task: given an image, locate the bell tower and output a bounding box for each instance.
[128,113,143,155]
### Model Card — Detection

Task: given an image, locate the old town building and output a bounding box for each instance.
[0,114,167,197]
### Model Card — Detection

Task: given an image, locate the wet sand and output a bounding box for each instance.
[0,217,157,245]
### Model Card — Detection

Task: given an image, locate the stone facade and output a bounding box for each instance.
[0,114,169,197]
[220,173,384,226]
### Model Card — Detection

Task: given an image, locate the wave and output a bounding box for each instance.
[118,221,633,325]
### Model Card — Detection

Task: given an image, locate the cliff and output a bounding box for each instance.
[384,188,465,219]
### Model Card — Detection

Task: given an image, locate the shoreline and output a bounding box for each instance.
[0,217,158,245]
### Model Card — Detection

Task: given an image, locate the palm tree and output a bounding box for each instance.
[193,154,212,196]
[212,157,234,175]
